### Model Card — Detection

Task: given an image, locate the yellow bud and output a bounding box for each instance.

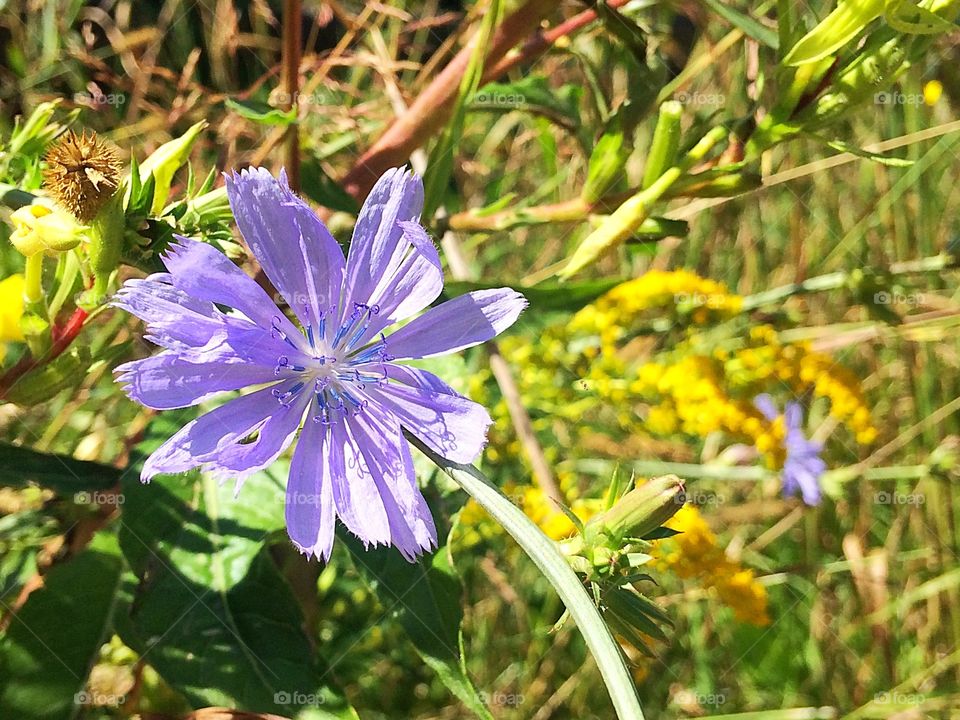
[10,204,85,257]
[923,80,943,106]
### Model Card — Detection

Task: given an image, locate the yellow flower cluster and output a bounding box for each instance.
[456,482,603,547]
[635,356,787,466]
[570,270,743,351]
[656,505,770,626]
[635,324,877,463]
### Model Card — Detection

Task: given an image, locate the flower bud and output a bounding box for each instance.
[135,121,207,214]
[584,474,686,547]
[9,204,86,257]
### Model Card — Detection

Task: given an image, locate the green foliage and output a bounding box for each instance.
[0,533,123,720]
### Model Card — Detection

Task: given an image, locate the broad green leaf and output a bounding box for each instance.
[409,436,646,720]
[342,534,492,719]
[0,442,120,493]
[225,98,297,127]
[301,159,360,214]
[0,532,123,720]
[117,412,356,719]
[442,278,623,313]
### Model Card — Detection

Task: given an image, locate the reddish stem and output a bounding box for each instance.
[0,307,88,400]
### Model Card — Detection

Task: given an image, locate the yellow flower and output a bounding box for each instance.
[656,505,770,626]
[0,274,26,363]
[10,204,85,257]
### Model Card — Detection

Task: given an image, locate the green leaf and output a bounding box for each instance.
[225,98,297,126]
[117,412,356,719]
[422,0,503,219]
[783,0,883,66]
[702,0,780,48]
[301,159,360,214]
[0,442,120,494]
[818,136,915,166]
[408,435,646,720]
[442,278,623,313]
[471,76,583,133]
[342,534,492,719]
[583,129,629,203]
[0,532,124,720]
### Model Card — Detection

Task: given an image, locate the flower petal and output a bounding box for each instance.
[114,274,305,368]
[160,237,302,346]
[285,416,336,560]
[340,168,424,324]
[365,378,491,464]
[115,352,285,410]
[225,168,345,332]
[349,220,443,347]
[384,288,526,360]
[329,419,391,547]
[142,385,303,481]
[214,390,308,481]
[352,406,437,559]
[753,394,778,421]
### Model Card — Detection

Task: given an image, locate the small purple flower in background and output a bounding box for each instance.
[113,167,526,561]
[754,394,825,506]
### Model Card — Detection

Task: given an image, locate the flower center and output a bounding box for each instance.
[269,304,393,424]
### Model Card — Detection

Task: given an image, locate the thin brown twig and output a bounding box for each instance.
[281,0,303,191]
[338,0,559,201]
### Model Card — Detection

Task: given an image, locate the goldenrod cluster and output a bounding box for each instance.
[570,269,743,352]
[635,324,877,463]
[634,356,788,466]
[655,505,770,626]
[455,481,602,548]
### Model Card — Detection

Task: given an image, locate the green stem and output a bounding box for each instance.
[641,101,682,189]
[410,435,645,720]
[741,252,956,310]
[23,253,44,305]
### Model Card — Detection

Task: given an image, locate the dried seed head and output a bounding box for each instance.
[42,130,123,223]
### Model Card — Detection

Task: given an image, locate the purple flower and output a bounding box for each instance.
[114,167,526,561]
[754,394,825,506]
